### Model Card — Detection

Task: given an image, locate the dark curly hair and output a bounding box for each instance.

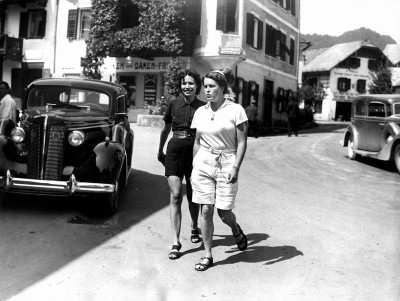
[177,69,202,95]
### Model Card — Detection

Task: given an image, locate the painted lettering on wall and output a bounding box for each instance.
[116,62,170,71]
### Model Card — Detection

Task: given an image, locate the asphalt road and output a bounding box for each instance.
[1,123,399,301]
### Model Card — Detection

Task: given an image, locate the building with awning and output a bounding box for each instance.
[301,40,385,121]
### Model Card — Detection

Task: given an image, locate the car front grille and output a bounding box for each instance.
[27,120,66,180]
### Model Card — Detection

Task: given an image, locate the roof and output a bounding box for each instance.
[302,40,380,73]
[383,44,400,65]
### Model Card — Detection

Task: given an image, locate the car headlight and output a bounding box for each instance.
[68,131,85,147]
[11,127,26,143]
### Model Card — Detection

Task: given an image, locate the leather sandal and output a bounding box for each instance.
[195,257,213,271]
[168,242,182,260]
[233,224,248,251]
[190,228,202,243]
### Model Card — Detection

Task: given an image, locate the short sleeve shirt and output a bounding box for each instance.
[163,96,205,131]
[191,100,248,150]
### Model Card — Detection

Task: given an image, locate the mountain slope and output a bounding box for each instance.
[301,27,396,50]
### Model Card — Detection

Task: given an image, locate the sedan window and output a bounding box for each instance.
[368,102,385,118]
[394,103,400,115]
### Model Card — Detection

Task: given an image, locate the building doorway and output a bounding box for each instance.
[263,79,274,127]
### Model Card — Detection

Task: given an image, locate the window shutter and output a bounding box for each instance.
[38,10,47,38]
[290,0,296,16]
[257,19,263,50]
[289,38,295,65]
[192,0,202,36]
[346,78,351,91]
[225,0,237,32]
[246,13,254,46]
[242,80,248,106]
[280,33,286,61]
[286,0,291,11]
[67,9,78,39]
[265,24,270,55]
[19,12,28,39]
[216,0,227,31]
[275,30,281,58]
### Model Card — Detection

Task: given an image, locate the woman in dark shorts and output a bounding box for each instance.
[157,69,205,260]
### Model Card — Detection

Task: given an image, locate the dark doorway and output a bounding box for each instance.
[263,79,274,127]
[335,101,352,121]
[12,68,43,104]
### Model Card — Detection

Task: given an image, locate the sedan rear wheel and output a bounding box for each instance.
[394,144,400,174]
[347,135,357,160]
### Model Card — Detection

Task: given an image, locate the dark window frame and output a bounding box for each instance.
[216,0,238,33]
[338,77,351,92]
[19,9,47,39]
[246,13,263,50]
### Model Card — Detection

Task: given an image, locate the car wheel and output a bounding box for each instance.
[394,144,400,174]
[347,135,357,160]
[99,180,119,217]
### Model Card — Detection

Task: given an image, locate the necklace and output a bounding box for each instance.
[210,101,224,121]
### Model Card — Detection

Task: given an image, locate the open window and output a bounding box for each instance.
[19,10,47,39]
[67,9,92,40]
[216,0,238,33]
[246,13,263,50]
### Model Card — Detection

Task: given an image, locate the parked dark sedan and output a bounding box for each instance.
[0,78,134,216]
[341,94,400,174]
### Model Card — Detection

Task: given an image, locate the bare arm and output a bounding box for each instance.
[157,122,172,164]
[192,131,201,158]
[227,121,248,183]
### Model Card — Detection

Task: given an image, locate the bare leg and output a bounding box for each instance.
[199,204,214,258]
[185,179,199,231]
[217,209,243,243]
[168,176,183,245]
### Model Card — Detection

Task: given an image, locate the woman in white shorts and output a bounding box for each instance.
[190,69,248,271]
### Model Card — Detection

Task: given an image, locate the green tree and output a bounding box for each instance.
[368,67,393,94]
[83,0,192,79]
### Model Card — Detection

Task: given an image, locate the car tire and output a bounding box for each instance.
[394,144,400,174]
[98,180,119,217]
[348,134,357,160]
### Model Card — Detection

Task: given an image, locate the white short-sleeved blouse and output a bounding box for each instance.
[191,100,247,150]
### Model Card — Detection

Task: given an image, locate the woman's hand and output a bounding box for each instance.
[157,151,166,166]
[227,167,239,183]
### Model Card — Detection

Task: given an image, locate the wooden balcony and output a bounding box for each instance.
[0,35,23,62]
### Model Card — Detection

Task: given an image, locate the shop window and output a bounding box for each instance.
[216,0,238,33]
[19,10,47,39]
[246,13,263,50]
[314,100,322,114]
[368,102,385,117]
[120,2,139,28]
[337,77,351,92]
[144,75,157,107]
[67,9,92,40]
[119,76,137,107]
[356,79,366,93]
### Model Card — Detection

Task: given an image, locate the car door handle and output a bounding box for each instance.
[379,123,385,126]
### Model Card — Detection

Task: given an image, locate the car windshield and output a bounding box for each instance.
[27,86,110,111]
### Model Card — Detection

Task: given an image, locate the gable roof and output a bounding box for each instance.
[384,44,400,65]
[302,40,380,73]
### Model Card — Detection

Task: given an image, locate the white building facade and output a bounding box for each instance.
[1,0,300,126]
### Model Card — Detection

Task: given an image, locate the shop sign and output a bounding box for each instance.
[102,57,188,73]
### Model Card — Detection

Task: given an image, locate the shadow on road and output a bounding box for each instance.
[0,168,170,300]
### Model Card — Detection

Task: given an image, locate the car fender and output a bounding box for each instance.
[342,124,359,149]
[381,122,400,149]
[93,141,126,183]
[0,136,27,176]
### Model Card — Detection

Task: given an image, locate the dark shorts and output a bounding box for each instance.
[165,138,194,179]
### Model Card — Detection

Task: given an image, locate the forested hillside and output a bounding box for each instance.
[301,27,396,50]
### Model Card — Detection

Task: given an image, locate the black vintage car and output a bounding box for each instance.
[0,78,134,216]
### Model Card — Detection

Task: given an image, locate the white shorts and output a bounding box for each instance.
[191,147,238,210]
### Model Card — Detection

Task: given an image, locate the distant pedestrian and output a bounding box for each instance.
[0,81,17,123]
[245,97,258,138]
[286,96,300,137]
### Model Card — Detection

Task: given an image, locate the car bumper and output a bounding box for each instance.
[0,170,115,195]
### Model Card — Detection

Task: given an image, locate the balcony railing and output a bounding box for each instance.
[0,35,23,62]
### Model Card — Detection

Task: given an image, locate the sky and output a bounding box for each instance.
[300,0,400,44]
